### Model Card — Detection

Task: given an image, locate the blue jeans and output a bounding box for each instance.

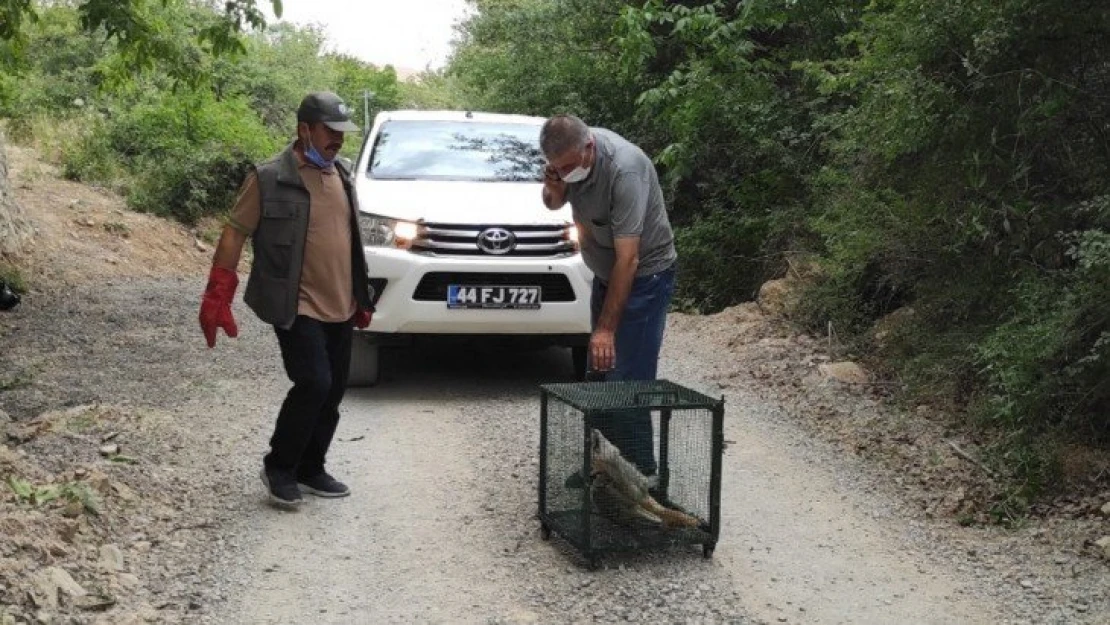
[589,264,676,475]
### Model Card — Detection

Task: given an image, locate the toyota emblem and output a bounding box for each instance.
[477,227,516,255]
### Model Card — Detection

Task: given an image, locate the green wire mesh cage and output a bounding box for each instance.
[538,379,724,569]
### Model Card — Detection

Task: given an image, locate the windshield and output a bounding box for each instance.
[366,119,545,182]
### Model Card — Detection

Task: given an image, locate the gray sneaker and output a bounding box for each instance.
[297,472,350,498]
[260,468,303,509]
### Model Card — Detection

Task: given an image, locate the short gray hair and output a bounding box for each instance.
[540,114,591,158]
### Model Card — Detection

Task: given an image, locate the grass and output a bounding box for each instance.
[7,476,101,516]
[14,160,47,185]
[196,216,225,246]
[103,221,131,237]
[0,260,26,293]
[66,412,99,433]
[0,369,33,392]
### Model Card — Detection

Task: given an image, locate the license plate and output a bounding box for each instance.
[447,285,542,309]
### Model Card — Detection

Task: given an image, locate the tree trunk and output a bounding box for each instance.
[0,132,33,257]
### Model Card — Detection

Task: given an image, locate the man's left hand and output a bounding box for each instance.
[354,309,372,329]
[590,329,616,372]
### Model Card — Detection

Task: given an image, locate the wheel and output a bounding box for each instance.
[570,345,588,381]
[587,556,601,571]
[347,334,380,387]
[540,524,551,541]
[702,544,715,559]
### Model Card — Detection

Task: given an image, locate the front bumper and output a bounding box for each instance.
[360,247,594,336]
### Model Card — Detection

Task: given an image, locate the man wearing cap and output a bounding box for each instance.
[198,91,374,508]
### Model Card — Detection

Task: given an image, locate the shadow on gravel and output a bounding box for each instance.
[352,339,578,401]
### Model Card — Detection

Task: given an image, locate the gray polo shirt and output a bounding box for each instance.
[565,128,677,282]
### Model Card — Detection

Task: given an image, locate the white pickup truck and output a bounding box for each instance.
[347,110,593,385]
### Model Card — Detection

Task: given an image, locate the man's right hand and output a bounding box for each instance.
[542,165,568,209]
[199,266,239,348]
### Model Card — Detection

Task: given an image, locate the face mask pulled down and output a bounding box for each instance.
[302,141,335,170]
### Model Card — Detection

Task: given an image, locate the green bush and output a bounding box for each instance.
[107,93,278,164]
[972,218,1110,440]
[54,93,280,204]
[127,147,257,225]
[672,209,779,313]
[63,93,282,223]
[0,5,107,128]
[1,4,408,230]
[59,113,129,188]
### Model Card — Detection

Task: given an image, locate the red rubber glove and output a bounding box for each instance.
[199,266,239,348]
[353,308,372,329]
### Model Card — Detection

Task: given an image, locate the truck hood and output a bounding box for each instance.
[355,179,572,225]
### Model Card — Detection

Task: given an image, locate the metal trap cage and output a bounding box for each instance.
[538,379,724,569]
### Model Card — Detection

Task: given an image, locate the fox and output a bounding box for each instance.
[588,428,703,530]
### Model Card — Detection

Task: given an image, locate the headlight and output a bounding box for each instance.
[358,214,418,249]
[394,221,419,241]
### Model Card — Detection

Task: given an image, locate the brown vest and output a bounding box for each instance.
[243,143,372,329]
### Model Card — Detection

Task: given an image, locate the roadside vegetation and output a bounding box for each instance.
[1,0,1107,523]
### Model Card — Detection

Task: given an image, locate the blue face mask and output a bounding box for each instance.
[303,140,335,170]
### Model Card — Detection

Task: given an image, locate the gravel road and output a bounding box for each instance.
[2,277,1106,625]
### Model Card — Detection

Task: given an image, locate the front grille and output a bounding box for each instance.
[413,272,577,302]
[411,223,575,258]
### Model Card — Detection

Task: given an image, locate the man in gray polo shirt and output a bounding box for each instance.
[540,114,677,476]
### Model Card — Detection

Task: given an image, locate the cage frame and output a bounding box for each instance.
[538,379,725,570]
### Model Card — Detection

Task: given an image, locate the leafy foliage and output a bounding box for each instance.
[447,0,645,132]
[447,0,1110,515]
[1,1,413,222]
[120,93,272,223]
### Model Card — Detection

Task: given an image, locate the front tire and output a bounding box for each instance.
[347,334,380,387]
